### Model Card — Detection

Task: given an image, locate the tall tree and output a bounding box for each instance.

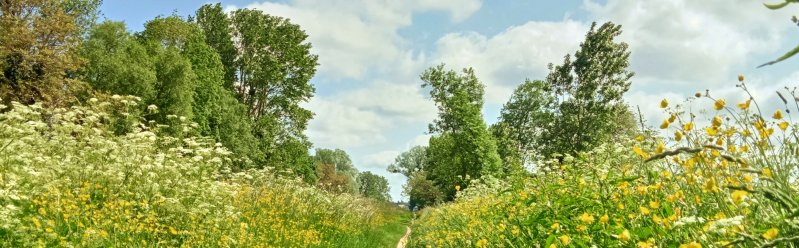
[357,172,391,202]
[543,22,634,158]
[0,0,101,107]
[387,145,428,178]
[494,79,554,166]
[404,171,443,211]
[421,65,502,200]
[195,3,236,89]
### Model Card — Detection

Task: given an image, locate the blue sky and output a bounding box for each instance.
[100,0,799,201]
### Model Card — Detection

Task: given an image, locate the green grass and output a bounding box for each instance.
[352,210,412,248]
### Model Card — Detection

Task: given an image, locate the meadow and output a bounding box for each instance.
[0,96,408,247]
[409,81,799,247]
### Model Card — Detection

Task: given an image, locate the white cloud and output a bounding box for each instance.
[433,20,588,103]
[235,0,481,79]
[304,97,390,149]
[363,150,401,169]
[584,0,794,89]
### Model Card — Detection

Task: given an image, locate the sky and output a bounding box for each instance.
[100,0,799,201]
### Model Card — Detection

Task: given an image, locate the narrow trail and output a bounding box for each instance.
[396,226,411,248]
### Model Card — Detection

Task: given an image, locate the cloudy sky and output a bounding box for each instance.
[101,0,799,201]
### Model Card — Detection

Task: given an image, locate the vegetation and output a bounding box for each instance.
[4,0,799,247]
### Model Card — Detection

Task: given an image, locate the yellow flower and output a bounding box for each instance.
[773,110,783,120]
[762,168,773,178]
[660,99,669,108]
[476,239,488,247]
[655,142,665,154]
[738,74,745,82]
[600,214,609,224]
[559,235,571,245]
[705,127,719,136]
[550,222,560,230]
[763,228,779,240]
[640,206,650,215]
[649,201,660,209]
[683,122,694,131]
[579,213,595,224]
[712,116,723,127]
[675,131,683,141]
[737,100,751,110]
[731,190,748,205]
[779,121,789,131]
[660,119,670,129]
[633,145,649,159]
[679,241,702,248]
[714,99,726,110]
[576,225,587,232]
[619,229,631,241]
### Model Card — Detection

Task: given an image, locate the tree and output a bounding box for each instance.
[497,22,635,161]
[316,163,353,194]
[387,145,428,178]
[195,3,237,89]
[421,65,502,200]
[494,79,554,166]
[357,172,390,202]
[404,171,443,211]
[80,21,157,102]
[0,0,101,107]
[313,148,358,192]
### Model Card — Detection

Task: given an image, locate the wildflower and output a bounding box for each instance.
[640,206,650,215]
[576,225,587,232]
[579,213,595,224]
[633,145,649,159]
[712,116,723,127]
[738,74,745,82]
[656,142,665,153]
[683,122,694,131]
[779,121,789,131]
[660,119,670,129]
[714,99,726,110]
[476,239,488,247]
[731,190,748,205]
[762,228,779,240]
[600,214,609,224]
[668,114,677,123]
[679,241,702,248]
[559,235,570,245]
[660,99,669,108]
[675,131,683,141]
[762,168,773,178]
[737,100,751,110]
[649,201,660,209]
[619,229,631,241]
[550,222,560,230]
[773,110,783,120]
[455,185,460,191]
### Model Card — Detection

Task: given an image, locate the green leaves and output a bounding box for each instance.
[760,0,799,67]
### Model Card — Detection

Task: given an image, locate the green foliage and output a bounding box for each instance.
[357,171,391,202]
[497,22,636,161]
[759,1,799,67]
[421,65,502,200]
[387,145,428,178]
[195,3,237,89]
[404,171,443,211]
[80,21,157,102]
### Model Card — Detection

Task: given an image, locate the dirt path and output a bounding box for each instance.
[396,226,411,248]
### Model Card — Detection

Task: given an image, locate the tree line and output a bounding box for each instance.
[0,0,391,202]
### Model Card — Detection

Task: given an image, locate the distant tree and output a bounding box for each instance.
[0,0,101,107]
[421,65,502,200]
[357,171,391,202]
[316,163,353,194]
[313,148,358,192]
[387,145,428,178]
[488,121,524,175]
[404,171,443,211]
